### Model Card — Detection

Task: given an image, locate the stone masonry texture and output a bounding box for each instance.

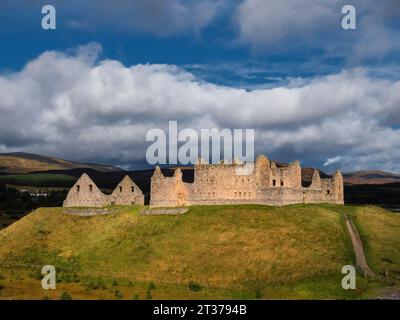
[150,155,344,208]
[63,174,144,208]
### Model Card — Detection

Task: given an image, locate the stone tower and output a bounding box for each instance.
[333,170,344,203]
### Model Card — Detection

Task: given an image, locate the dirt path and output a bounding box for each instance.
[343,213,374,277]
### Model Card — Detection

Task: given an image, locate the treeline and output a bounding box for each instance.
[0,173,76,188]
[345,183,400,209]
[0,183,67,215]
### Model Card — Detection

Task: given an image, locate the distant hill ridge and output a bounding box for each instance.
[0,152,121,174]
[1,152,399,186]
[343,170,400,185]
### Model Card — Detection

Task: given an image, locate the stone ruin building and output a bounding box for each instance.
[63,173,144,207]
[150,155,344,208]
[63,155,344,208]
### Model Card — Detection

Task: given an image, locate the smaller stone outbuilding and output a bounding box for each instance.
[63,173,109,208]
[110,176,144,205]
[63,174,144,208]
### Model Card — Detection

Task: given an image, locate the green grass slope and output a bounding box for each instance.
[0,204,399,300]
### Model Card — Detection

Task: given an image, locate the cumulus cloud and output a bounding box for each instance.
[1,43,400,172]
[234,0,400,61]
[235,0,336,48]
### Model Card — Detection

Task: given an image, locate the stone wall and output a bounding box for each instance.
[150,167,188,207]
[150,154,344,207]
[63,173,109,208]
[303,170,344,204]
[270,161,302,188]
[110,176,145,205]
[140,208,188,215]
[63,174,145,208]
[64,155,344,209]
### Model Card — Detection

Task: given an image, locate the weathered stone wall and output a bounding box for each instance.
[150,167,188,207]
[63,173,109,208]
[189,161,258,204]
[62,208,117,216]
[149,154,344,207]
[270,161,302,188]
[140,208,188,215]
[64,174,145,208]
[302,170,344,204]
[110,176,145,205]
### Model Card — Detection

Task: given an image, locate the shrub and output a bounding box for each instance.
[84,278,107,291]
[114,290,123,299]
[188,281,201,292]
[148,282,156,291]
[146,290,152,300]
[133,294,139,300]
[59,272,80,283]
[29,269,43,280]
[60,292,72,300]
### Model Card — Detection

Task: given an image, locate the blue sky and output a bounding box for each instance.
[0,1,400,172]
[2,0,399,85]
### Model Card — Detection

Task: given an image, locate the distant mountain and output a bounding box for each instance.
[2,152,399,187]
[0,152,121,174]
[343,170,400,185]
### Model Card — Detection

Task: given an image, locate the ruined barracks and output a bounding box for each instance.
[150,155,344,208]
[63,155,344,208]
[63,174,145,207]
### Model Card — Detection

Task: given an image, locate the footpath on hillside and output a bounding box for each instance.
[343,213,374,277]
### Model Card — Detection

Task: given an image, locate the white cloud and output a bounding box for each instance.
[234,0,400,60]
[324,156,342,167]
[235,0,336,48]
[1,43,400,172]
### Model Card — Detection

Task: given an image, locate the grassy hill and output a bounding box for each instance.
[0,152,121,174]
[0,204,399,300]
[344,170,400,185]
